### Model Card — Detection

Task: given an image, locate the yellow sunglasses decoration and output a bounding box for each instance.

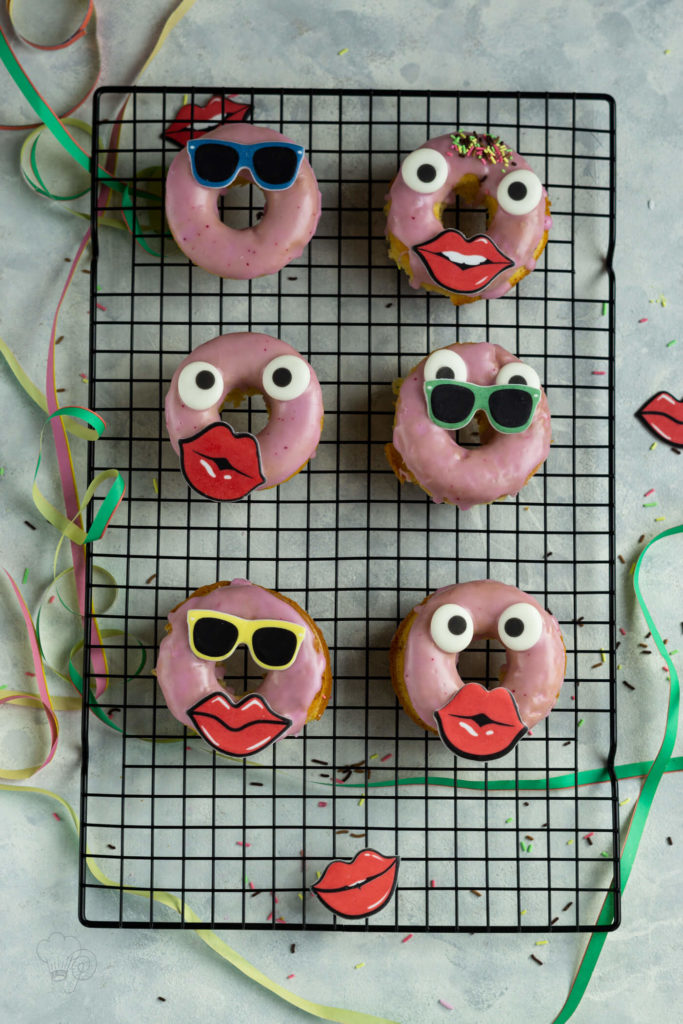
[187,609,306,671]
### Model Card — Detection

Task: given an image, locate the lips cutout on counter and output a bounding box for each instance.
[311,848,400,919]
[179,421,265,501]
[636,391,683,446]
[434,682,527,761]
[188,691,292,757]
[413,228,513,294]
[164,95,251,148]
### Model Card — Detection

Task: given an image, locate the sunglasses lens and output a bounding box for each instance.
[430,383,475,427]
[193,143,239,184]
[252,145,299,186]
[251,627,299,668]
[192,617,239,659]
[488,388,533,430]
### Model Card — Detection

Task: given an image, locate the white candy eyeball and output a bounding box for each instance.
[424,348,468,383]
[495,361,541,390]
[262,354,311,401]
[497,603,544,652]
[400,147,449,194]
[496,169,543,216]
[177,361,224,411]
[430,603,474,654]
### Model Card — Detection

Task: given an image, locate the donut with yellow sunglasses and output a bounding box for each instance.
[154,579,331,757]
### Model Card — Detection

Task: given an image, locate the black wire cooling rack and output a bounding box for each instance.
[79,87,618,933]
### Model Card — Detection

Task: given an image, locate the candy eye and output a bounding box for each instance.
[423,348,468,383]
[401,147,449,194]
[262,354,311,401]
[496,169,543,216]
[177,361,224,411]
[495,361,541,390]
[430,603,474,654]
[497,603,543,652]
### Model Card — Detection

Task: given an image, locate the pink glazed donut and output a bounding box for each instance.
[386,341,551,509]
[154,580,332,757]
[385,130,551,303]
[165,121,321,278]
[165,332,323,501]
[390,581,566,761]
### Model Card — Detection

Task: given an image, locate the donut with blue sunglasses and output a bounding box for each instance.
[166,121,321,278]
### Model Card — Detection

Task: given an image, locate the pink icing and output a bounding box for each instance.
[165,122,321,278]
[385,133,548,299]
[155,580,329,738]
[399,581,565,732]
[165,332,323,489]
[391,342,551,509]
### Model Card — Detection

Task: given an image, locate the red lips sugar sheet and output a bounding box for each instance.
[311,849,400,919]
[179,422,265,501]
[188,691,291,757]
[163,95,251,148]
[434,682,527,761]
[414,228,514,294]
[636,391,683,446]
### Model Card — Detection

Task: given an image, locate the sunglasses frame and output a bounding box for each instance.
[424,379,541,434]
[187,609,306,670]
[186,138,305,191]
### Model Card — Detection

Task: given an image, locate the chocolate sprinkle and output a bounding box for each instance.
[107,844,116,849]
[671,448,681,455]
[312,758,328,765]
[470,889,482,897]
[586,837,593,845]
[157,996,166,1002]
[563,740,571,746]
[550,917,559,925]
[562,902,573,912]
[350,832,366,838]
[666,837,673,846]
[335,829,349,835]
[641,650,652,655]
[291,943,296,953]
[145,573,157,584]
[531,954,544,965]
[638,534,645,543]
[623,680,635,690]
[249,782,264,786]
[618,554,625,564]
[24,521,36,530]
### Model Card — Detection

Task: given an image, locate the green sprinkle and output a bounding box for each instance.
[617,664,623,670]
[578,719,584,727]
[505,817,513,824]
[666,339,677,347]
[600,851,610,858]
[669,649,679,656]
[22,567,29,584]
[567,839,574,846]
[0,466,5,476]
[650,442,658,451]
[370,753,378,760]
[316,871,321,880]
[338,47,349,56]
[643,502,657,507]
[358,797,365,807]
[601,302,607,316]
[527,844,533,853]
[354,962,365,969]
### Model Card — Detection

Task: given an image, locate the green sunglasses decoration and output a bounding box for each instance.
[424,379,541,434]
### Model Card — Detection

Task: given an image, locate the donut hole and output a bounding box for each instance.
[456,636,509,690]
[217,178,267,230]
[220,386,270,434]
[454,410,490,449]
[438,173,496,239]
[215,646,266,697]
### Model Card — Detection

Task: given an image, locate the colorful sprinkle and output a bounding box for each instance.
[96,302,107,312]
[354,963,365,970]
[592,370,606,375]
[655,516,666,522]
[505,817,513,824]
[439,999,454,1010]
[619,627,627,635]
[520,909,527,916]
[638,318,648,323]
[600,851,610,858]
[643,502,657,507]
[152,478,159,494]
[287,974,295,980]
[578,719,584,727]
[449,130,512,166]
[601,302,607,316]
[650,442,658,450]
[0,467,4,476]
[380,753,392,762]
[318,801,327,808]
[619,799,630,806]
[52,813,61,821]
[22,567,29,584]
[567,839,574,846]
[430,879,436,887]
[600,649,606,662]
[358,797,365,807]
[402,934,413,943]
[337,48,349,56]
[535,940,548,946]
[644,488,655,497]
[667,339,677,347]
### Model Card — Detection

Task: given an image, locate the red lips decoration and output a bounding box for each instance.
[414,228,513,294]
[311,849,400,919]
[179,422,265,501]
[188,691,292,757]
[636,391,683,446]
[434,682,527,761]
[164,95,251,148]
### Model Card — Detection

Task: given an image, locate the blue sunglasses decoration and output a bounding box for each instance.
[187,138,305,192]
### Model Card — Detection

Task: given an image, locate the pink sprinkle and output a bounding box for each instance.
[619,627,627,636]
[380,753,392,762]
[96,302,107,312]
[430,879,436,888]
[274,895,279,903]
[318,801,327,807]
[79,372,88,379]
[276,916,286,923]
[25,671,35,677]
[287,974,295,980]
[52,813,61,821]
[48,595,55,604]
[335,777,347,783]
[439,999,454,1010]
[249,881,255,890]
[638,318,648,323]
[592,370,606,375]
[644,488,655,497]
[235,841,251,847]
[266,912,273,921]
[583,832,595,839]
[402,934,413,943]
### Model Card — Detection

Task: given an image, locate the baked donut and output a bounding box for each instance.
[385,130,551,303]
[390,581,566,761]
[165,121,321,278]
[386,341,551,509]
[165,332,323,501]
[154,580,332,757]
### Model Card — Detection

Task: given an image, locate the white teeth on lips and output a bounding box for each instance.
[441,250,488,266]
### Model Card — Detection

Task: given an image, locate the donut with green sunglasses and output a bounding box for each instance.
[386,342,552,509]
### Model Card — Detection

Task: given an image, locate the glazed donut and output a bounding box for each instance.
[385,130,551,303]
[165,121,321,278]
[390,581,566,761]
[165,332,323,501]
[386,341,551,509]
[154,580,332,757]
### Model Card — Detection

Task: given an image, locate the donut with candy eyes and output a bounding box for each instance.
[165,121,321,279]
[390,581,566,762]
[385,130,551,304]
[165,332,323,501]
[385,341,551,509]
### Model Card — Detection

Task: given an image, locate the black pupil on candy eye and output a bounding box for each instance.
[509,374,526,385]
[508,181,527,201]
[252,146,298,185]
[504,617,525,638]
[192,617,239,658]
[430,383,475,425]
[436,367,455,379]
[417,163,437,183]
[272,367,293,388]
[488,388,533,429]
[196,370,215,390]
[448,615,467,636]
[251,627,298,667]
[194,143,239,184]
